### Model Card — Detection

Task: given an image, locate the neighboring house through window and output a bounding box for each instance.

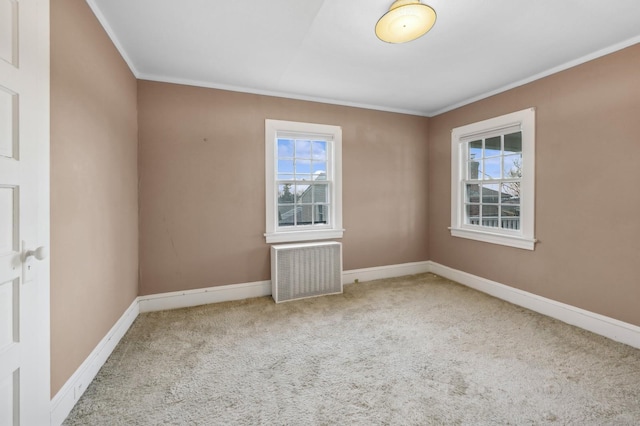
[265,119,343,243]
[450,108,536,250]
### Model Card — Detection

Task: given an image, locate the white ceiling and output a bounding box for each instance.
[87,0,640,117]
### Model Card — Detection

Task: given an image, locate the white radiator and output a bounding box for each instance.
[270,242,343,303]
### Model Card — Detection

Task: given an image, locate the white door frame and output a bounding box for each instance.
[0,0,50,424]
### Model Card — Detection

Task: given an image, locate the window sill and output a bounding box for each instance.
[265,229,345,244]
[450,227,536,250]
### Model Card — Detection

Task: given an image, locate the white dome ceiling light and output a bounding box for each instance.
[375,0,437,44]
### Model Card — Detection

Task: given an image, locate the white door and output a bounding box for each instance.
[0,0,50,425]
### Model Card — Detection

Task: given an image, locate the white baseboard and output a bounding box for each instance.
[51,259,640,424]
[139,262,432,313]
[343,261,431,284]
[138,280,273,313]
[50,298,139,426]
[427,261,640,350]
[50,263,430,422]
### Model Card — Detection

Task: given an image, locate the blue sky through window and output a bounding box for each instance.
[277,138,327,180]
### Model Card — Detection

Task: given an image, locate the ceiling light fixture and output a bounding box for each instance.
[375,0,437,44]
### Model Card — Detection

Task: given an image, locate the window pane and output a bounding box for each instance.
[298,205,313,225]
[312,162,327,179]
[465,184,479,203]
[468,160,480,180]
[295,184,310,202]
[312,141,327,160]
[278,184,295,204]
[503,154,522,178]
[295,140,311,158]
[485,136,501,157]
[482,184,500,204]
[277,159,294,174]
[465,204,480,225]
[277,139,294,158]
[277,174,294,181]
[469,140,482,161]
[278,205,296,227]
[504,132,522,154]
[315,204,329,224]
[501,182,520,203]
[482,205,499,228]
[482,204,499,217]
[482,157,501,179]
[501,206,520,230]
[295,160,312,180]
[313,184,328,203]
[501,205,520,216]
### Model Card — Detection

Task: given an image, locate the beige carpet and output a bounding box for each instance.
[63,273,640,425]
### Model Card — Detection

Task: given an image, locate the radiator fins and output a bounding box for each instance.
[271,242,343,303]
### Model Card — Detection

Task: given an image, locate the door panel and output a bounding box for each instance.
[0,0,18,66]
[0,187,16,254]
[0,87,18,159]
[0,367,19,425]
[0,279,18,350]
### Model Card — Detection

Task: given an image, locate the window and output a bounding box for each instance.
[265,119,343,243]
[450,108,536,250]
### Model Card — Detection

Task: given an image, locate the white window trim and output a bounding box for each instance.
[450,108,536,250]
[265,119,344,244]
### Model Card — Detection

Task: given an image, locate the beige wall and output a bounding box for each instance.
[50,0,639,400]
[50,0,139,396]
[428,44,640,326]
[137,81,430,295]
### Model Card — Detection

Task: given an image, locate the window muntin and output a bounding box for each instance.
[277,138,330,228]
[450,108,536,250]
[464,131,522,230]
[265,120,343,243]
